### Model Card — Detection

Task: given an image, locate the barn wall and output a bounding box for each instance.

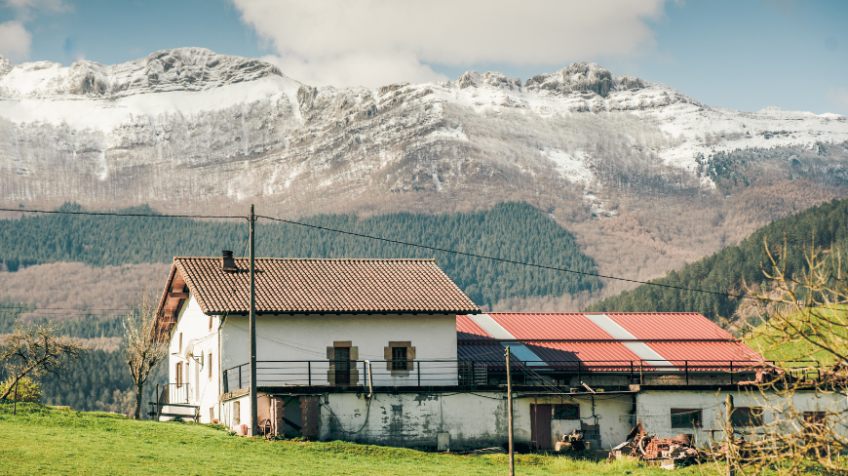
[316,392,633,450]
[636,389,847,443]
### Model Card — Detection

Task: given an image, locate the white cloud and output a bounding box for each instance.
[0,21,31,61]
[261,52,448,88]
[231,0,669,87]
[829,87,848,115]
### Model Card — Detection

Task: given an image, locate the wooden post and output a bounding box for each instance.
[506,346,514,476]
[249,204,258,437]
[726,394,735,476]
[13,378,19,416]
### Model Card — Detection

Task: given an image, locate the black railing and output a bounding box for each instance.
[221,359,791,392]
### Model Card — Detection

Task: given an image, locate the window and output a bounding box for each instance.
[384,341,415,372]
[804,412,826,435]
[209,316,213,332]
[233,402,240,426]
[553,404,580,420]
[671,408,702,428]
[179,332,183,353]
[732,407,764,427]
[392,347,408,371]
[208,352,213,379]
[175,362,182,387]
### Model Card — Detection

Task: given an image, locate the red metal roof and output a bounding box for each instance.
[605,312,733,341]
[488,313,612,340]
[455,312,763,369]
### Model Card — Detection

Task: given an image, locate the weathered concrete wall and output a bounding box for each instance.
[221,314,458,387]
[317,392,633,450]
[636,390,848,443]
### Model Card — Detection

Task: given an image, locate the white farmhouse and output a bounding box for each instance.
[154,253,844,451]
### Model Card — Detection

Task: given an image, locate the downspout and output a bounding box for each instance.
[365,360,374,398]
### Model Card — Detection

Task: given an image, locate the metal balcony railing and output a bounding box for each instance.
[221,359,796,393]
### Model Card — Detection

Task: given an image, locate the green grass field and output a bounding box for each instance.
[744,307,848,365]
[0,401,715,476]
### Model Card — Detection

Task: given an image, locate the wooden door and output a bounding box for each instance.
[334,347,351,385]
[530,404,552,450]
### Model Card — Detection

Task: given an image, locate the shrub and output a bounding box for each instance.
[0,378,42,403]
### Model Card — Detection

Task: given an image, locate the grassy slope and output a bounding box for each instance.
[0,402,709,476]
[744,307,848,365]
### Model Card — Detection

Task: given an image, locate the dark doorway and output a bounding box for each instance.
[334,347,351,386]
[530,404,552,450]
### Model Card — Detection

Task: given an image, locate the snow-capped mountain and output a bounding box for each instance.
[1,47,846,217]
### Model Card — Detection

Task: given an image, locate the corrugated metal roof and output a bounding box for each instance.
[456,312,763,368]
[488,313,611,340]
[605,312,733,341]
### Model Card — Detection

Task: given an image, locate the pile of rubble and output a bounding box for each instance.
[609,420,700,469]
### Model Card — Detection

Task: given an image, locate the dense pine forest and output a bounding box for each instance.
[0,201,599,307]
[588,197,848,320]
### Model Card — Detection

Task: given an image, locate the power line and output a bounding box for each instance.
[0,305,135,311]
[256,214,756,301]
[0,205,767,303]
[0,207,245,221]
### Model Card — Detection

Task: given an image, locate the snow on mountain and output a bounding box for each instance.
[0,49,846,216]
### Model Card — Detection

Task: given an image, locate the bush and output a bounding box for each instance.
[0,378,42,403]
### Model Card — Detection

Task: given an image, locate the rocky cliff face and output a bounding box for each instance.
[0,49,846,218]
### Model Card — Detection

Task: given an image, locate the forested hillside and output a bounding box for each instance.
[0,202,598,307]
[0,304,166,414]
[586,197,848,321]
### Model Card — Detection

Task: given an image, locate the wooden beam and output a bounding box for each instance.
[169,292,189,299]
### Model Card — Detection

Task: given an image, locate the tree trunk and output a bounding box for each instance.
[134,382,144,420]
[0,367,33,400]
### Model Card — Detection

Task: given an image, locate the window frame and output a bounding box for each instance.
[670,408,703,428]
[391,347,408,371]
[732,407,764,427]
[553,404,580,420]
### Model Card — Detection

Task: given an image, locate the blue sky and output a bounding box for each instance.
[0,0,845,114]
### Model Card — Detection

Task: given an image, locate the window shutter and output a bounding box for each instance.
[407,346,416,371]
[384,346,392,370]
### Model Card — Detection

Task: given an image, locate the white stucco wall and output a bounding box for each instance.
[637,389,848,444]
[165,294,220,423]
[220,314,459,388]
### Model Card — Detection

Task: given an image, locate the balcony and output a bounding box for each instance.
[221,359,787,394]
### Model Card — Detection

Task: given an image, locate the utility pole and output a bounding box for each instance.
[725,394,735,476]
[506,346,514,476]
[249,204,258,437]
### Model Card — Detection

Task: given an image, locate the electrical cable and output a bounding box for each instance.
[0,204,782,303]
[0,207,246,220]
[255,214,765,302]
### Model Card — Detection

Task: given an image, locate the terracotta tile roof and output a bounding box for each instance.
[159,257,480,316]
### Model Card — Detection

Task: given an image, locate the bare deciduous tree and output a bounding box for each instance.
[123,293,168,420]
[0,325,87,400]
[730,240,848,475]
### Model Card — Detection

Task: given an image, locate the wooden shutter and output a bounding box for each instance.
[407,346,416,371]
